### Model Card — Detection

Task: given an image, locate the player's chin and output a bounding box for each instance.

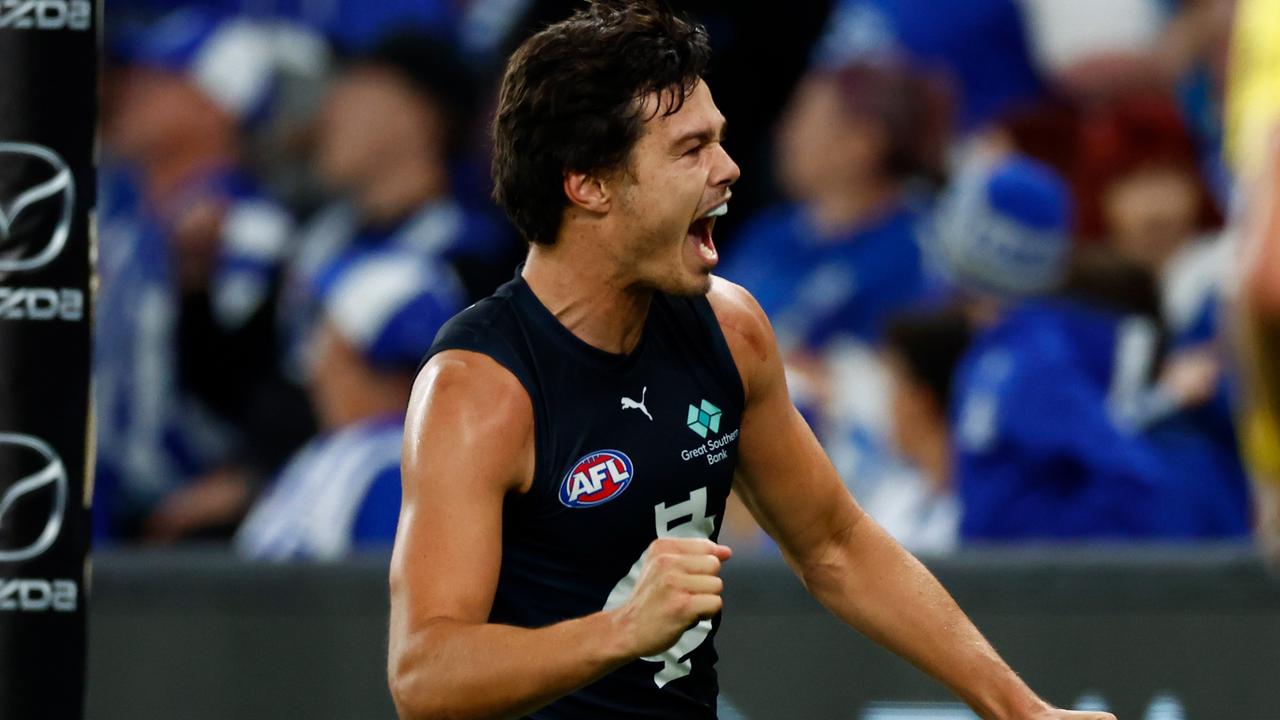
[668,255,714,296]
[681,270,714,296]
[646,271,709,297]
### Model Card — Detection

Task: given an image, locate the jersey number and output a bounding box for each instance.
[602,487,716,688]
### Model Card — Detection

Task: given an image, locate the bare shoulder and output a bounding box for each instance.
[405,349,535,493]
[706,276,780,397]
[410,349,530,415]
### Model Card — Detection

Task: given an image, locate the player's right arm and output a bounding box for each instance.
[388,350,730,720]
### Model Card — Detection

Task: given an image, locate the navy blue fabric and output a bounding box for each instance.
[424,272,746,718]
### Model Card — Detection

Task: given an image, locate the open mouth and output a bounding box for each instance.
[687,202,728,266]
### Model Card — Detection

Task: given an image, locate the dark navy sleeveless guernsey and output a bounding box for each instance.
[423,272,745,719]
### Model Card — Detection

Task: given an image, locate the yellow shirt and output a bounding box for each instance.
[1228,0,1280,483]
[1226,0,1280,180]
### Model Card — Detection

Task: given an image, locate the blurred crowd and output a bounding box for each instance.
[93,0,1280,560]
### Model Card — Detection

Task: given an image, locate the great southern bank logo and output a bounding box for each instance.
[559,450,634,508]
[680,398,737,467]
[685,399,722,438]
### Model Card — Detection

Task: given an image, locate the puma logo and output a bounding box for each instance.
[620,386,652,421]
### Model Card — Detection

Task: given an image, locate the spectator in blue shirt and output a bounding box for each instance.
[97,10,325,541]
[280,32,518,374]
[722,60,948,352]
[1071,91,1249,535]
[935,153,1246,540]
[236,250,465,560]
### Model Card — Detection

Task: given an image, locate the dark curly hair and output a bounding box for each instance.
[491,0,711,245]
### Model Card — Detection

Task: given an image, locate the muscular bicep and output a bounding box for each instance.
[707,279,864,568]
[389,351,534,639]
[733,360,864,569]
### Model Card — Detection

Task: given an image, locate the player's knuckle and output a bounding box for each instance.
[669,595,689,617]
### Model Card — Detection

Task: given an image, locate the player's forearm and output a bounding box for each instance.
[389,612,632,720]
[797,515,1049,720]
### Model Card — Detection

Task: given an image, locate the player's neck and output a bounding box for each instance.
[523,241,652,356]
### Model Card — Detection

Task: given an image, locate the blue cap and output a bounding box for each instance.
[929,154,1072,297]
[112,9,327,124]
[319,251,465,371]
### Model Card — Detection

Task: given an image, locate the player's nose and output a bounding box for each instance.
[709,144,740,189]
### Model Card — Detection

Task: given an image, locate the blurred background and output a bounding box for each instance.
[87,0,1280,717]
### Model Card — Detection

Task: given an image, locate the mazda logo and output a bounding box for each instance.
[0,142,74,274]
[0,432,67,562]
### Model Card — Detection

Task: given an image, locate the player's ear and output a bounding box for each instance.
[563,170,612,214]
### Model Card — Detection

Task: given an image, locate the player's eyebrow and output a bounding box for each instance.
[671,118,728,151]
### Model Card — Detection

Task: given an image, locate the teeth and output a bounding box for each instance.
[702,203,728,219]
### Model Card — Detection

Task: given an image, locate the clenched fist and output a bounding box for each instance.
[609,537,732,658]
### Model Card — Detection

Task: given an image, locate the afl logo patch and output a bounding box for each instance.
[559,450,633,508]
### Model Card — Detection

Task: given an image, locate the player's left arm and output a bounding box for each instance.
[706,278,1112,720]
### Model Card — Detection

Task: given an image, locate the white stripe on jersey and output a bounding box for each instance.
[236,418,403,560]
